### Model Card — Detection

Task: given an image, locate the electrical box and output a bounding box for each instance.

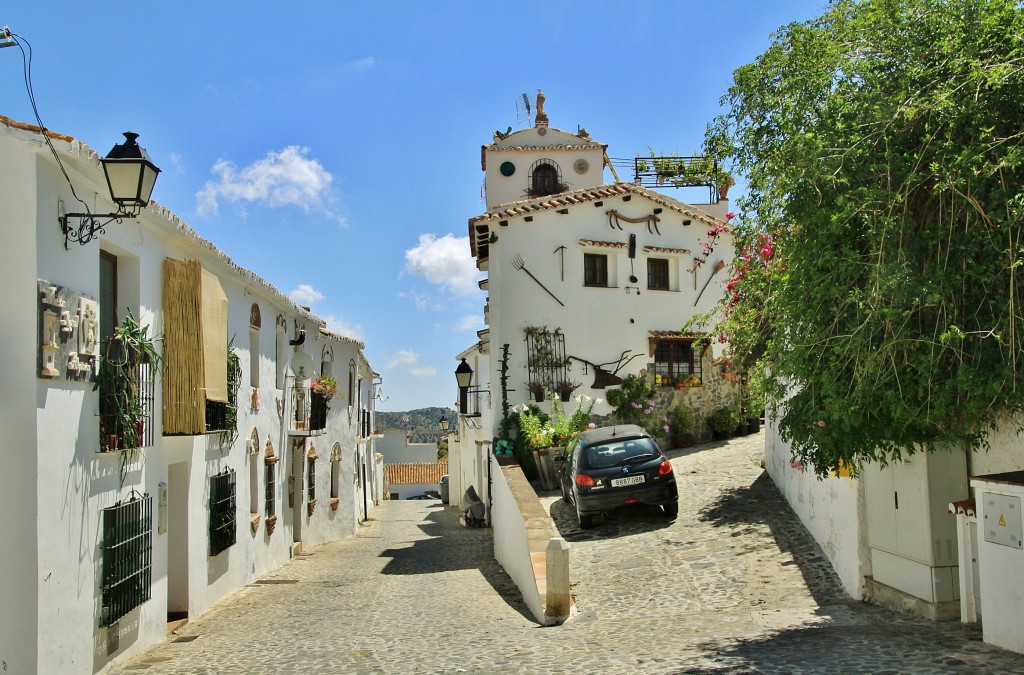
[983,492,1023,549]
[157,481,168,534]
[864,448,968,603]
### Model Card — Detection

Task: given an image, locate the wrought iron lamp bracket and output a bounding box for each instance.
[59,209,136,249]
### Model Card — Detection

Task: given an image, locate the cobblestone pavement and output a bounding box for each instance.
[110,431,1024,674]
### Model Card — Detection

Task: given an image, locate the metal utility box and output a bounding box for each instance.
[971,472,1024,654]
[863,449,968,604]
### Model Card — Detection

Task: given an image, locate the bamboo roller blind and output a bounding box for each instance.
[162,259,229,434]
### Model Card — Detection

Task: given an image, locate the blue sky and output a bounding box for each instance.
[2,1,825,411]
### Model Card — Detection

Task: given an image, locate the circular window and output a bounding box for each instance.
[500,161,516,177]
[574,159,589,175]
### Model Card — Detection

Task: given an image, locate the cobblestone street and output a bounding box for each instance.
[110,432,1024,674]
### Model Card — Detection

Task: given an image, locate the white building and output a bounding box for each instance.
[0,116,382,673]
[449,94,736,519]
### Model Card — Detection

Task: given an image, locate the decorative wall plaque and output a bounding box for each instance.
[37,280,98,381]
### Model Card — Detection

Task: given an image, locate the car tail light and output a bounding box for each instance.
[575,473,596,488]
[659,460,673,475]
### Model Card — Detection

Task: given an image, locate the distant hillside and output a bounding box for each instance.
[376,407,457,444]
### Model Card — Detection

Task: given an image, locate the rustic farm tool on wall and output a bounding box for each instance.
[512,253,564,306]
[566,350,643,389]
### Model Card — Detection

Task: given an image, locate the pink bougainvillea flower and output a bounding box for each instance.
[725,212,735,220]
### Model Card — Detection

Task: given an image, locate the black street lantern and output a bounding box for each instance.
[455,358,473,414]
[439,416,450,433]
[101,131,161,214]
[60,131,161,249]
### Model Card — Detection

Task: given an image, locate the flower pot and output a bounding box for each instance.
[534,391,544,403]
[560,390,571,402]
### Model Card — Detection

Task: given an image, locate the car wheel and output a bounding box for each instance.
[577,502,593,529]
[663,502,679,519]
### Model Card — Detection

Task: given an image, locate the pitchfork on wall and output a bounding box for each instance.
[511,253,564,306]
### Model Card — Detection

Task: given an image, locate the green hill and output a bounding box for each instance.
[376,406,458,444]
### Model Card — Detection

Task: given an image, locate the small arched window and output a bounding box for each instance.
[249,303,261,388]
[529,160,563,197]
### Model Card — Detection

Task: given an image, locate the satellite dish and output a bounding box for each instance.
[290,352,315,381]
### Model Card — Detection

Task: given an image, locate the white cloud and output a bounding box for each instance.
[196,146,337,219]
[455,314,484,332]
[403,233,481,297]
[386,350,435,378]
[322,313,364,342]
[342,56,378,73]
[289,284,325,306]
[387,350,420,369]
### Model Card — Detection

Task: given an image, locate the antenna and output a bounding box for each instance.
[515,92,532,129]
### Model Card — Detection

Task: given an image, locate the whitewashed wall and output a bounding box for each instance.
[1,121,376,673]
[0,129,42,675]
[764,410,869,599]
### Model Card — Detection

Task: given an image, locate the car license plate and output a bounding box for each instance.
[611,474,645,487]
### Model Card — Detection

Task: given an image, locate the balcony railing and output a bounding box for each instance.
[288,381,328,436]
[607,156,722,203]
[461,386,488,418]
[358,409,379,438]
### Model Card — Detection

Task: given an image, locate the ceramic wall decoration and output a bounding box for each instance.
[37,280,98,381]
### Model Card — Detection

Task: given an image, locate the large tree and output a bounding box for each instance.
[707,0,1024,475]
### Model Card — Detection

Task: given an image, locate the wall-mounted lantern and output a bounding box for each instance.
[59,131,161,249]
[455,358,473,414]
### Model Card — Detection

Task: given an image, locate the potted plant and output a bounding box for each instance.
[555,379,579,402]
[668,404,701,448]
[527,380,546,403]
[94,310,163,486]
[309,375,337,430]
[709,405,739,441]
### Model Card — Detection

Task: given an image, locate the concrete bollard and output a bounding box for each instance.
[545,537,571,623]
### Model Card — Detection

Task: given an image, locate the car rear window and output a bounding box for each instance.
[581,437,660,469]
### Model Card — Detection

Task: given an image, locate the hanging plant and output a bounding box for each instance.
[94,310,164,486]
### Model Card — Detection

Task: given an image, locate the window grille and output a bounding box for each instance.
[307,458,316,503]
[98,359,156,451]
[527,159,566,197]
[525,328,567,391]
[100,492,152,627]
[209,468,237,556]
[265,462,276,518]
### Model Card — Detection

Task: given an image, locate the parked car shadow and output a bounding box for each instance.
[546,490,675,542]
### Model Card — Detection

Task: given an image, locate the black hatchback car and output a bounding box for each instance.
[554,424,678,529]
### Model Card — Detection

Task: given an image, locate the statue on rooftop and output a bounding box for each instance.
[535,89,548,125]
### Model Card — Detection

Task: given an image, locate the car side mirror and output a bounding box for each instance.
[553,452,567,463]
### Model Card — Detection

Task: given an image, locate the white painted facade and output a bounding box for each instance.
[767,390,1024,653]
[470,118,734,432]
[0,117,382,673]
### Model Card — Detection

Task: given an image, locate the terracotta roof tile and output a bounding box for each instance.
[384,462,448,485]
[469,182,726,260]
[644,245,691,255]
[578,239,627,249]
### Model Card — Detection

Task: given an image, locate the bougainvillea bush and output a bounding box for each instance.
[702,0,1024,475]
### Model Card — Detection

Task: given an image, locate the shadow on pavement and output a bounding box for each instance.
[376,503,535,622]
[697,470,850,608]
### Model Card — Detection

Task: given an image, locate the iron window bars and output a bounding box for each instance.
[209,468,237,557]
[98,361,156,451]
[100,491,152,627]
[525,328,568,394]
